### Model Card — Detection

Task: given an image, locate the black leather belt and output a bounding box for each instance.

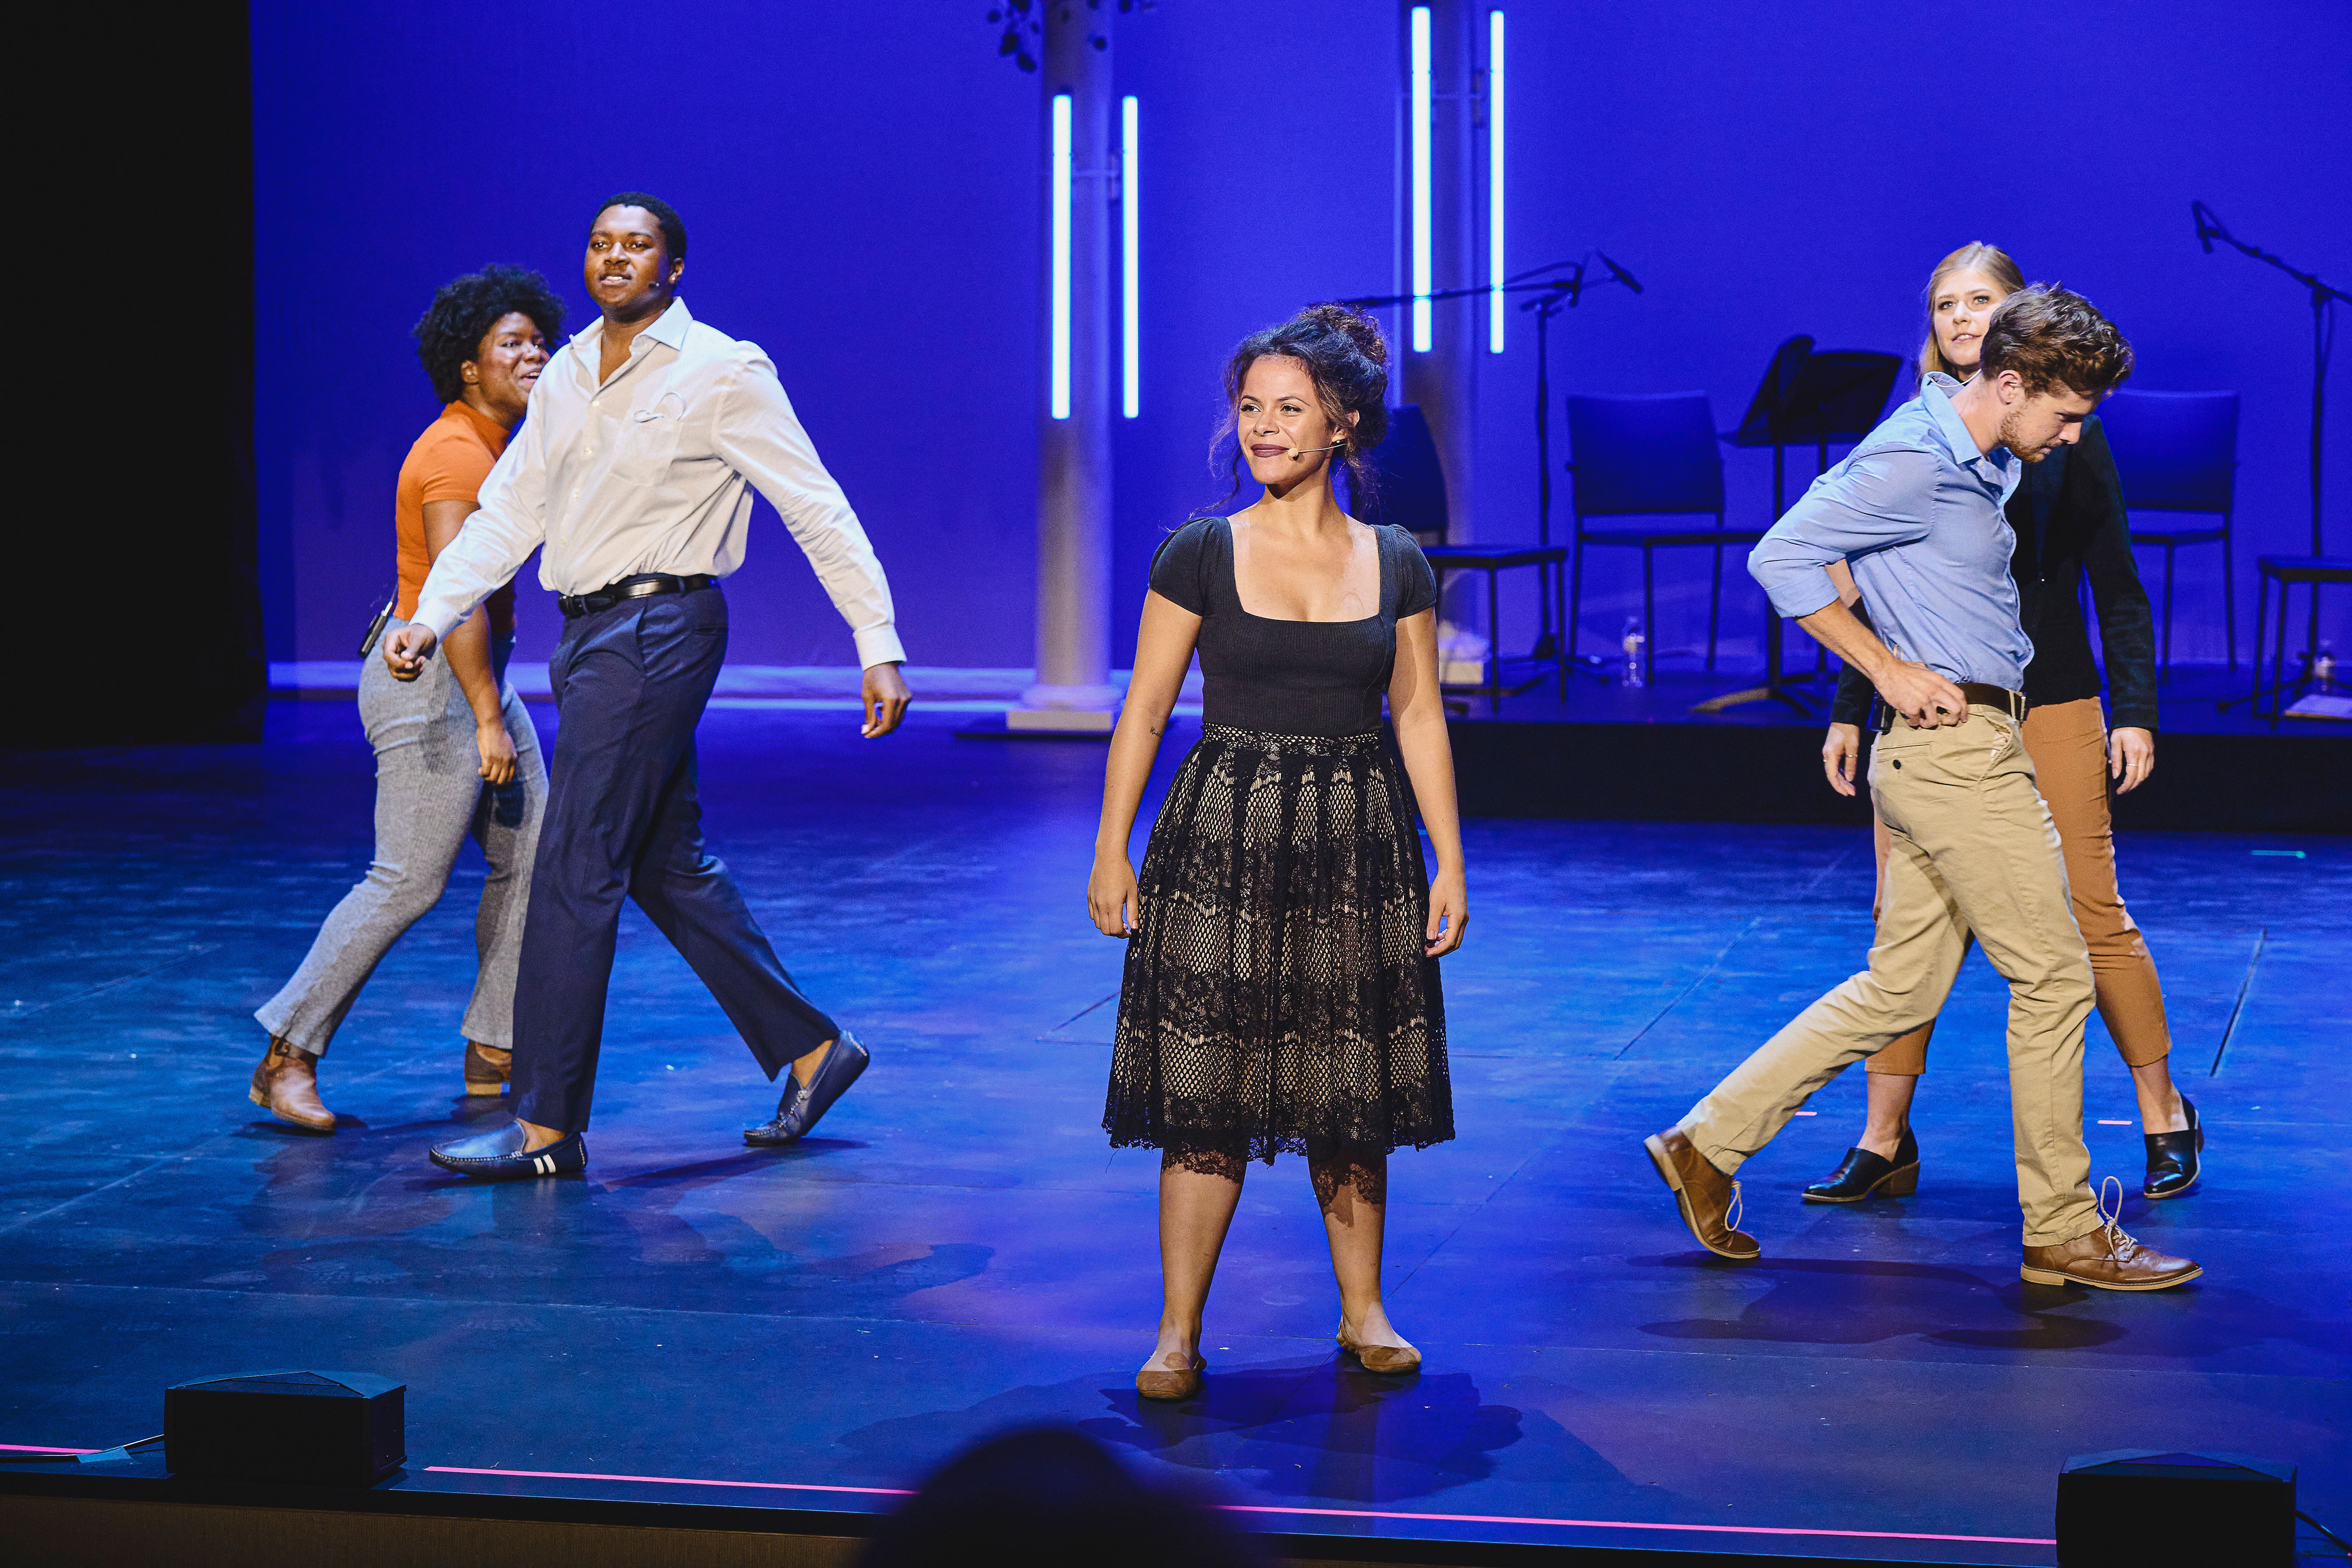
[1878,682,2027,732]
[558,573,716,619]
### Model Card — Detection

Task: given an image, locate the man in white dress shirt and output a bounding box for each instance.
[385,193,912,1179]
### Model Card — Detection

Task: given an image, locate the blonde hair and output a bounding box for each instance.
[1917,242,2027,383]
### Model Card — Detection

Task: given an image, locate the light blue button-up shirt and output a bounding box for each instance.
[1747,374,2032,690]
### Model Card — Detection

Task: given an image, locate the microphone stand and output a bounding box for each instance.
[1338,254,1639,661]
[2194,201,2348,701]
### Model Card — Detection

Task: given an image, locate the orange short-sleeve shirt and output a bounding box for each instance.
[395,400,517,637]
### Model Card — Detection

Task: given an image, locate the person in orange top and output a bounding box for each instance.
[248,266,566,1131]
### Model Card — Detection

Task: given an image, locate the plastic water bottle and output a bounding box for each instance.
[2316,647,2336,691]
[1620,618,1646,688]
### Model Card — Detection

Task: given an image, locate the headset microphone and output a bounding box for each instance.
[1285,442,1346,457]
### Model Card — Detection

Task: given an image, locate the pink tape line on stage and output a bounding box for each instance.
[423,1465,2056,1546]
[2,1443,101,1454]
[1220,1503,2057,1546]
[427,1465,915,1497]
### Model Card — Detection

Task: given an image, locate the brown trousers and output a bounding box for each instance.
[1867,697,2171,1076]
[1681,706,2101,1244]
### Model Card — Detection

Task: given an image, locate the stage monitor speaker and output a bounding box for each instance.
[2058,1450,2294,1566]
[164,1370,406,1486]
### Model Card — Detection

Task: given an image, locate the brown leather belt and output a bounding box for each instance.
[1878,682,2026,732]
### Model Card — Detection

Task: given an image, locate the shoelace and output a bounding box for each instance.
[1725,1179,1744,1236]
[2094,1174,2135,1258]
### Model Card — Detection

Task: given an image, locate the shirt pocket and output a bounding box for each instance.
[611,393,688,487]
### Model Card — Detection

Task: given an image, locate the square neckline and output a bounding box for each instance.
[1219,516,1391,627]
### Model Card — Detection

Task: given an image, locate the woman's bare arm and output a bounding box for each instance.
[1386,608,1467,956]
[421,499,517,785]
[1087,591,1203,936]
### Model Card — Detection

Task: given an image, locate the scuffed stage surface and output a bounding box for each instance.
[3,704,2345,1564]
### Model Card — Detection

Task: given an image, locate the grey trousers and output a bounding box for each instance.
[256,621,547,1054]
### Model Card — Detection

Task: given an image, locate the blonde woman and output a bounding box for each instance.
[1806,244,2202,1205]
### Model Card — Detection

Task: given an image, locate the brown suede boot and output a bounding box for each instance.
[1644,1128,1760,1259]
[462,1041,512,1097]
[2022,1181,2202,1291]
[248,1038,335,1132]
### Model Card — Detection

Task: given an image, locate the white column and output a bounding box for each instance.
[1014,6,1120,733]
[1401,0,1484,680]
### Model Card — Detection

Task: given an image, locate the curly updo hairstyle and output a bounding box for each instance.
[412,265,568,405]
[1204,302,1390,514]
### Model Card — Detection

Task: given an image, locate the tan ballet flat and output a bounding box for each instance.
[1135,1355,1206,1402]
[463,1041,512,1096]
[248,1038,336,1132]
[1337,1328,1421,1375]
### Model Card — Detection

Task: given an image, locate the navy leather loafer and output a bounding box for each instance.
[745,1031,870,1146]
[428,1121,587,1180]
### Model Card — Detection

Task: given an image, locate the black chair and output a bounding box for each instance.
[2250,555,2352,725]
[1564,392,1762,678]
[2101,389,2240,672]
[1358,404,1567,701]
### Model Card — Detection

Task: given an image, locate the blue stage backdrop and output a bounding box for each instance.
[256,1,2350,673]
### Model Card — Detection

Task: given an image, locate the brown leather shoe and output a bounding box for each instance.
[463,1041,512,1096]
[1136,1354,1205,1402]
[2022,1195,2202,1292]
[1644,1128,1760,1259]
[248,1038,335,1132]
[1337,1327,1421,1375]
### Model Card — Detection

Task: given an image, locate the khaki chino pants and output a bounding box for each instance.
[1679,708,2100,1246]
[1868,696,2171,1075]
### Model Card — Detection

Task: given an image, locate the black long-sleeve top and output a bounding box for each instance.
[1831,413,2159,730]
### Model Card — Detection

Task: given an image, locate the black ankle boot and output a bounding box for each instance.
[1802,1126,1920,1204]
[2143,1097,2203,1199]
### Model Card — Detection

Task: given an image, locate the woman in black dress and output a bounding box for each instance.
[1089,305,1466,1402]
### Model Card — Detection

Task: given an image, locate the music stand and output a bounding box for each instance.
[1695,344,1904,715]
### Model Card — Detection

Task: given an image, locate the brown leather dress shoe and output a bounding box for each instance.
[1337,1328,1422,1375]
[1644,1128,1760,1259]
[2022,1220,2202,1291]
[463,1041,512,1096]
[248,1038,336,1132]
[1136,1354,1205,1402]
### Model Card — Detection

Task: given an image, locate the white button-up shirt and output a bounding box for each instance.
[411,298,905,668]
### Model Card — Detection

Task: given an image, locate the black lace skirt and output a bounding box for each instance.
[1103,725,1452,1193]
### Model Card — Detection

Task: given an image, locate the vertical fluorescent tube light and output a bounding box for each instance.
[1050,92,1073,420]
[1122,94,1140,419]
[1409,6,1433,353]
[1487,10,1505,353]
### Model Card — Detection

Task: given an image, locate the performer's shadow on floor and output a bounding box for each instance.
[1636,1251,2159,1350]
[836,1360,1538,1505]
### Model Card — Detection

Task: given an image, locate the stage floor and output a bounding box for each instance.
[3,703,2346,1564]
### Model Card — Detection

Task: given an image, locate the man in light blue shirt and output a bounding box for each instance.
[1749,371,2035,696]
[1644,287,2202,1293]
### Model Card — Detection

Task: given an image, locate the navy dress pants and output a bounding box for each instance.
[511,587,836,1132]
